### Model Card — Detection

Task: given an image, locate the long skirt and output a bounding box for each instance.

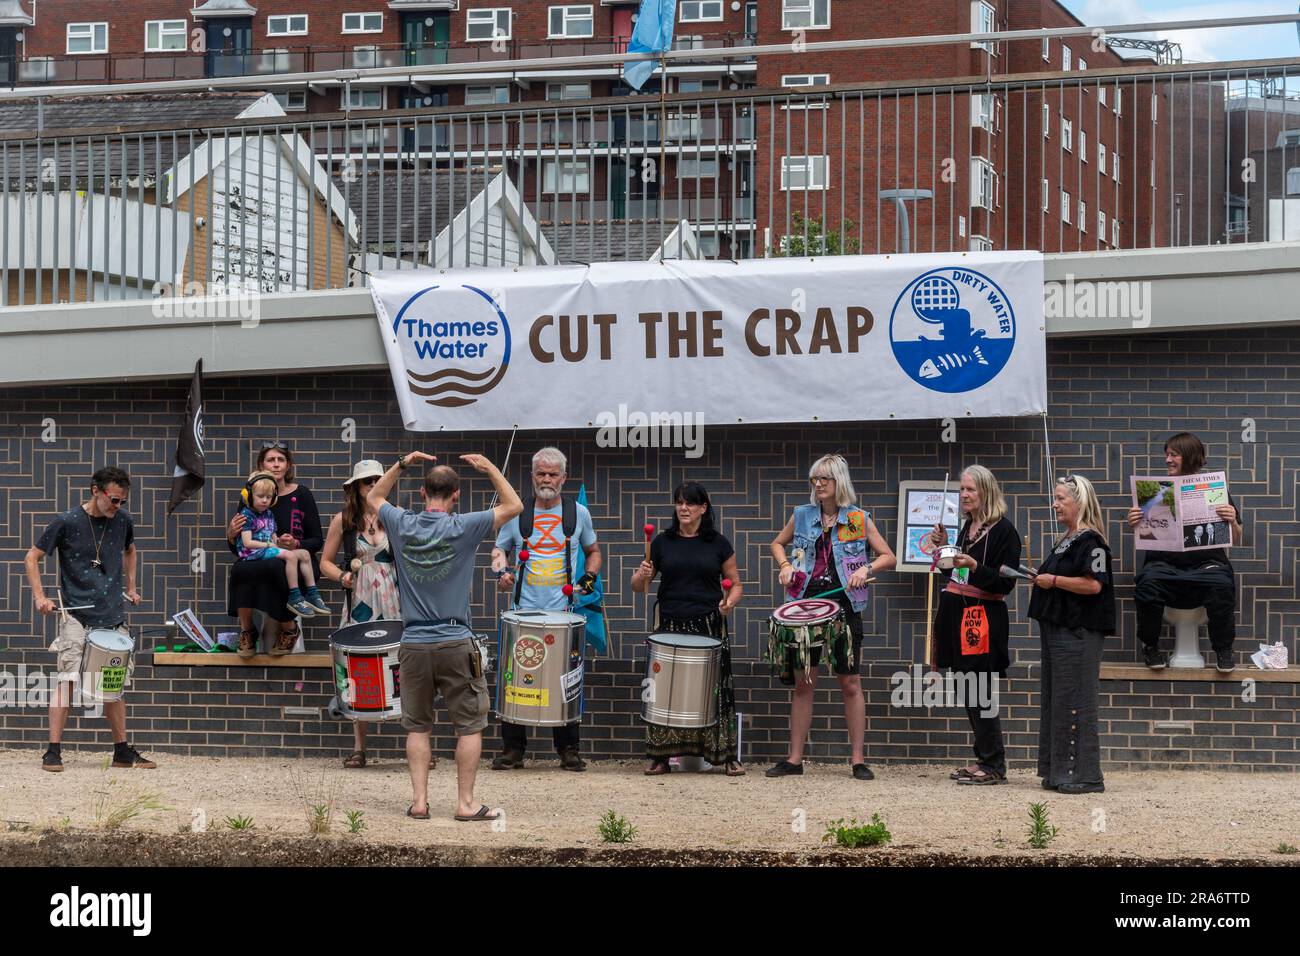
[1037,622,1105,787]
[645,609,739,765]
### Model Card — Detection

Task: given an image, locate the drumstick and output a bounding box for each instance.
[926,473,949,671]
[641,525,655,633]
[642,523,654,562]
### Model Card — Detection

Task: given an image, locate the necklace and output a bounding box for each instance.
[85,506,110,570]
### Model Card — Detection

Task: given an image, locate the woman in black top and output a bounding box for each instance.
[630,482,743,776]
[929,465,1022,785]
[226,442,326,653]
[1029,474,1116,795]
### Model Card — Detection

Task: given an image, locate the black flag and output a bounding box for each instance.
[167,359,206,514]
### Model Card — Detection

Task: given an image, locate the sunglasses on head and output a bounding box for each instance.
[1058,475,1078,485]
[261,441,289,452]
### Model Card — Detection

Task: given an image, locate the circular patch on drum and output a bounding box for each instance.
[109,656,123,666]
[523,673,535,685]
[652,662,661,673]
[544,633,555,646]
[514,636,546,671]
[773,598,842,624]
[364,629,387,638]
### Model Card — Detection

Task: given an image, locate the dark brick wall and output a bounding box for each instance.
[2,327,1298,768]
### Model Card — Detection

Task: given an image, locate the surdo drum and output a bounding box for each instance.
[766,597,851,681]
[642,633,722,729]
[79,629,134,702]
[330,620,404,721]
[495,610,586,727]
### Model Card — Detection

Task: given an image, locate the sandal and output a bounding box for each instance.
[343,751,366,769]
[454,804,501,823]
[957,769,1006,786]
[406,805,430,820]
[644,760,671,776]
[949,764,980,780]
[724,761,746,777]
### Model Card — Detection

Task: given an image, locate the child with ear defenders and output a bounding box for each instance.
[238,474,330,619]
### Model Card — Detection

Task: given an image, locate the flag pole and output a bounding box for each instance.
[658,52,667,234]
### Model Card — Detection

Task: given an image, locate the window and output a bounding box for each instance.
[782,74,830,87]
[145,20,187,52]
[679,77,723,92]
[467,8,511,41]
[1113,152,1119,181]
[781,155,829,190]
[1061,118,1072,152]
[1063,46,1071,71]
[268,15,308,36]
[1098,210,1106,240]
[674,34,705,49]
[349,126,382,148]
[67,23,107,54]
[1279,130,1300,148]
[1116,88,1122,115]
[1042,102,1050,137]
[1078,57,1087,72]
[782,0,830,30]
[1287,167,1300,196]
[679,157,720,177]
[1042,178,1050,212]
[1112,218,1120,247]
[1042,36,1050,61]
[1098,143,1107,174]
[273,90,307,112]
[971,157,998,210]
[972,92,996,131]
[345,88,384,110]
[1080,130,1088,160]
[970,235,993,252]
[343,12,383,33]
[549,5,593,38]
[680,1,724,21]
[546,81,591,100]
[1062,189,1071,223]
[465,85,510,106]
[971,1,996,53]
[1152,93,1158,122]
[1099,85,1107,106]
[1079,199,1087,232]
[697,234,721,257]
[543,159,591,193]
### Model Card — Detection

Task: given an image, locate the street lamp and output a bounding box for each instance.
[879,188,934,254]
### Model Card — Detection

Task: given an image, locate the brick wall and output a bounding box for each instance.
[2,328,1298,768]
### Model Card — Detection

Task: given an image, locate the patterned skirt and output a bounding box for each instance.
[645,608,738,764]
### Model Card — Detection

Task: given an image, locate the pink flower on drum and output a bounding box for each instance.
[785,570,808,599]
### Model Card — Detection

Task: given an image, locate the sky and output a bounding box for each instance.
[1061,0,1300,62]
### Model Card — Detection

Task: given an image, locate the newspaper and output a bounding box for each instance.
[1130,471,1232,552]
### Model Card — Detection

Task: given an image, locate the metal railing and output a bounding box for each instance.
[3,57,1300,307]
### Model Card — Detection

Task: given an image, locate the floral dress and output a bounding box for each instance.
[347,532,401,624]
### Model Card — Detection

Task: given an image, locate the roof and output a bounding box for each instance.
[544,219,695,262]
[336,167,492,247]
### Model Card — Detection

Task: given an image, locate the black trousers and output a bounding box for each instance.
[964,674,1005,776]
[501,720,579,755]
[1134,566,1236,652]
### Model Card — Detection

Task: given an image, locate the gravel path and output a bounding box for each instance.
[2,749,1297,863]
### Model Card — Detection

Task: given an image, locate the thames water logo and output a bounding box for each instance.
[391,284,511,408]
[889,269,1016,393]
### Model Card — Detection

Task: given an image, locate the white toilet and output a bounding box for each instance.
[1164,606,1208,668]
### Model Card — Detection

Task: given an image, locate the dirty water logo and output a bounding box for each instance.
[392,284,511,408]
[889,269,1015,394]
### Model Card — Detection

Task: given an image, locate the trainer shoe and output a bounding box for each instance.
[764,760,804,777]
[1142,645,1167,669]
[237,629,257,660]
[490,749,525,770]
[559,749,587,772]
[306,591,331,615]
[41,748,63,773]
[287,598,317,618]
[268,627,300,657]
[111,745,157,769]
[1215,649,1236,673]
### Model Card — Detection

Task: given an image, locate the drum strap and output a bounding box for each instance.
[514,495,578,606]
[406,618,470,630]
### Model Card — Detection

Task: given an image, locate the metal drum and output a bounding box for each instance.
[934,544,962,570]
[330,620,404,721]
[495,610,585,728]
[642,633,722,729]
[79,629,134,703]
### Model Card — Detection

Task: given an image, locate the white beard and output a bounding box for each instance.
[534,487,560,503]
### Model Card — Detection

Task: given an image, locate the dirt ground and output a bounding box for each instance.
[2,748,1298,865]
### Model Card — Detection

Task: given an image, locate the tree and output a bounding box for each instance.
[770,211,861,257]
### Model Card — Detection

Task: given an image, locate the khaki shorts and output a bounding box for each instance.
[50,617,135,687]
[399,638,489,736]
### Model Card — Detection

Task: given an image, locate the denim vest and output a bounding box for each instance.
[789,503,873,614]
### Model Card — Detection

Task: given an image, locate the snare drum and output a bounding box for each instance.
[496,610,586,727]
[934,544,962,570]
[767,598,850,681]
[79,629,134,702]
[330,620,404,721]
[642,633,722,729]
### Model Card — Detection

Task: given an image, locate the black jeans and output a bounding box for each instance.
[1134,567,1236,652]
[964,675,1005,776]
[501,720,579,755]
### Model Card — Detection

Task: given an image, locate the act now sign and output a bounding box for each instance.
[367,252,1046,431]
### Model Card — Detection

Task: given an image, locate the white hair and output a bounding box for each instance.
[532,447,567,474]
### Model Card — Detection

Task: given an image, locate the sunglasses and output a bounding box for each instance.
[1058,475,1078,485]
[359,476,379,486]
[810,475,834,484]
[261,441,289,451]
[100,494,129,506]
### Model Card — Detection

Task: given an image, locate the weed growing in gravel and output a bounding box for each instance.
[822,814,892,849]
[598,810,637,844]
[1027,802,1059,850]
[92,777,168,831]
[224,815,255,831]
[992,829,1007,849]
[344,810,366,835]
[5,820,31,833]
[288,764,341,837]
[1273,843,1298,855]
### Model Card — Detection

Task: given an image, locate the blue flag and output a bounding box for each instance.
[573,484,607,653]
[623,0,677,91]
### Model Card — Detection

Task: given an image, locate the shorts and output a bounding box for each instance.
[399,638,489,736]
[241,547,283,561]
[779,611,864,686]
[50,617,135,687]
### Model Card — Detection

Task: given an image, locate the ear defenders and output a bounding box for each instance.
[242,472,279,508]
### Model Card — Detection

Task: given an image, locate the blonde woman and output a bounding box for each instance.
[767,454,896,781]
[1029,475,1116,795]
[928,465,1022,785]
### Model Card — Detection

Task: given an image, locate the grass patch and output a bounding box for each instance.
[597,810,637,844]
[822,814,892,849]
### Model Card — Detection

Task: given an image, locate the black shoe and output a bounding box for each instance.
[111,745,157,769]
[41,749,63,773]
[851,763,875,781]
[559,749,586,772]
[1215,649,1236,673]
[1057,781,1105,795]
[1142,645,1167,669]
[490,750,525,770]
[1041,779,1056,791]
[764,760,804,778]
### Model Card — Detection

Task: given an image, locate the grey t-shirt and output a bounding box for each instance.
[379,503,495,644]
[494,501,597,611]
[35,506,135,628]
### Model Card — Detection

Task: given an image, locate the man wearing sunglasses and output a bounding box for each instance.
[24,467,155,772]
